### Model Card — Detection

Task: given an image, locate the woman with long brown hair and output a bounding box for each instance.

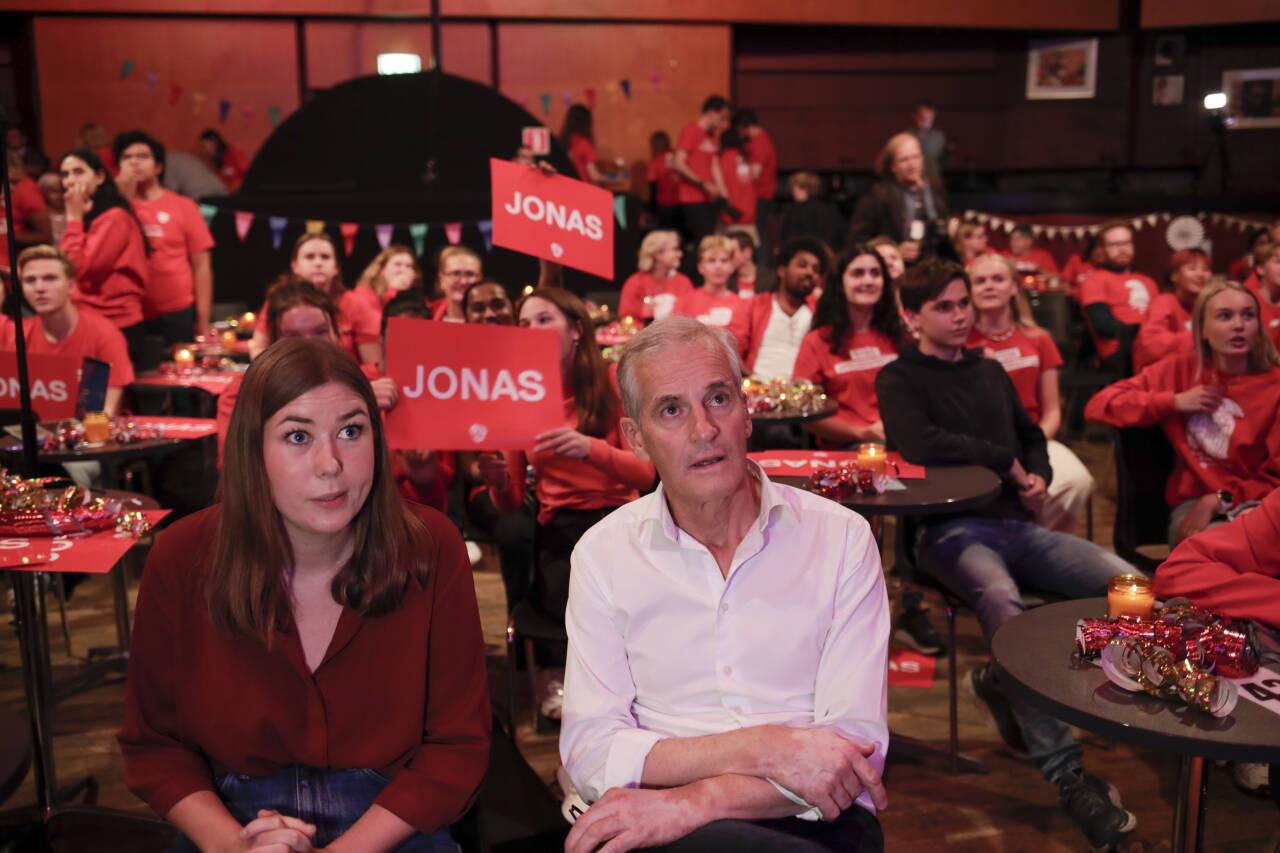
[120,337,489,852]
[479,287,655,718]
[344,244,424,365]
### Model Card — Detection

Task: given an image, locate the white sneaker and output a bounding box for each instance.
[556,765,589,824]
[1233,762,1271,797]
[540,678,564,720]
[465,541,483,567]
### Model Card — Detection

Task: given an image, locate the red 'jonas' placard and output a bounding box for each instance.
[0,351,81,420]
[490,157,614,280]
[383,317,565,450]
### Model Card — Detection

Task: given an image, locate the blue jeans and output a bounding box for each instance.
[167,765,460,852]
[918,517,1138,783]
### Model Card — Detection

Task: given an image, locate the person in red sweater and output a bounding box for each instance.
[1005,224,1059,277]
[1133,248,1211,371]
[732,108,777,264]
[730,236,824,380]
[199,129,251,192]
[645,131,682,232]
[716,129,757,240]
[1078,222,1159,368]
[617,230,692,324]
[673,95,731,244]
[968,254,1092,532]
[559,105,624,190]
[2,245,134,415]
[1060,232,1106,290]
[478,288,656,718]
[120,337,489,851]
[343,245,423,365]
[57,148,149,362]
[793,244,904,447]
[113,130,215,344]
[674,234,739,328]
[1086,279,1280,544]
[1248,241,1280,347]
[431,245,483,323]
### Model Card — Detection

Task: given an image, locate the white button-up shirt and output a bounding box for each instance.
[560,464,890,814]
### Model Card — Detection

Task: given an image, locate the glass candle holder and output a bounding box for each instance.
[82,412,111,444]
[1107,574,1155,620]
[856,443,886,477]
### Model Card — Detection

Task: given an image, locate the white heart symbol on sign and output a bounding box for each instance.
[550,242,565,259]
[468,423,488,443]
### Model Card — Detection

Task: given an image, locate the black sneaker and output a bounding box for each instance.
[893,594,946,656]
[966,663,1030,756]
[1057,770,1137,851]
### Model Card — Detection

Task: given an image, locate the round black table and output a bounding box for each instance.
[0,425,210,495]
[776,463,1002,516]
[749,397,839,427]
[993,598,1280,853]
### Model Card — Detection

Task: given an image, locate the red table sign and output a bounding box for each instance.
[0,351,81,420]
[888,649,937,688]
[384,318,564,450]
[490,157,614,280]
[129,416,218,438]
[749,450,926,479]
[521,126,551,155]
[0,509,170,572]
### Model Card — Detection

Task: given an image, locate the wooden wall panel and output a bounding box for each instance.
[1141,0,1280,28]
[497,22,730,175]
[34,16,297,165]
[305,21,490,91]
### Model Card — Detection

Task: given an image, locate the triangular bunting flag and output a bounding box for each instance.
[613,195,627,230]
[375,224,394,250]
[234,211,254,241]
[1146,214,1157,226]
[198,203,217,228]
[620,79,631,99]
[540,94,552,116]
[605,82,619,96]
[218,100,231,122]
[269,107,282,128]
[305,220,325,235]
[585,87,596,109]
[1003,220,1015,234]
[516,95,529,109]
[444,222,463,245]
[649,68,661,86]
[409,223,428,256]
[269,216,288,250]
[242,104,255,121]
[192,92,207,116]
[1031,225,1043,236]
[169,84,184,106]
[145,72,158,91]
[561,91,574,108]
[120,59,136,80]
[339,222,359,255]
[477,220,493,251]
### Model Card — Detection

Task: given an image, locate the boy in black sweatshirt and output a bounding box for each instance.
[876,258,1138,851]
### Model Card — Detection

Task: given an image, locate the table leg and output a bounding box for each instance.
[110,556,132,650]
[9,572,58,812]
[1172,755,1209,853]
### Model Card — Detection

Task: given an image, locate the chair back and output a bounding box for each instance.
[1113,425,1174,571]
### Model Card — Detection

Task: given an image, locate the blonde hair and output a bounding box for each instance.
[434,245,482,297]
[1191,277,1280,377]
[953,221,987,259]
[357,245,421,298]
[697,234,736,262]
[787,171,822,196]
[637,230,679,273]
[1253,241,1280,269]
[873,133,920,176]
[969,253,1043,336]
[16,244,76,279]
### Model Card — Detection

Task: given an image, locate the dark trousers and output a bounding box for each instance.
[532,505,617,667]
[467,489,536,614]
[641,804,883,853]
[145,305,197,346]
[121,321,146,368]
[681,202,720,248]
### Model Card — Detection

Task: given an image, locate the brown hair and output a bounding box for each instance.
[873,133,919,176]
[208,337,431,640]
[357,244,423,298]
[787,171,822,197]
[898,257,968,313]
[16,244,76,279]
[952,221,987,260]
[1191,278,1280,378]
[1253,241,1280,269]
[968,253,1043,336]
[265,275,338,341]
[290,232,344,303]
[517,288,618,437]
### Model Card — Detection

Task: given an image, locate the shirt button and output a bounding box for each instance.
[722,665,732,676]
[720,602,729,613]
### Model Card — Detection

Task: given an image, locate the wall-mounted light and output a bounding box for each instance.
[377,53,422,75]
[1202,92,1227,110]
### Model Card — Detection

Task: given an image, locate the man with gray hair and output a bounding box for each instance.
[559,316,890,853]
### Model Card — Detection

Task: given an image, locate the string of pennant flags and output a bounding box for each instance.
[197,195,631,257]
[961,210,1275,242]
[510,65,669,117]
[119,59,287,129]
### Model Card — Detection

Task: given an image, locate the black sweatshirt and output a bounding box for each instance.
[875,345,1051,521]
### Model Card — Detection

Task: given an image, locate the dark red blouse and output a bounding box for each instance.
[117,503,490,835]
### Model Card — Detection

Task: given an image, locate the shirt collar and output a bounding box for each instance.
[642,460,796,547]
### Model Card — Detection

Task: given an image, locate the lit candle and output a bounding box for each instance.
[239,311,257,333]
[857,443,886,477]
[221,330,238,349]
[83,411,111,444]
[174,348,195,367]
[1107,574,1154,620]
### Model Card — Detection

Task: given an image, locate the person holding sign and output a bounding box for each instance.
[480,288,656,719]
[617,230,693,325]
[1,245,134,415]
[673,235,740,328]
[431,246,483,323]
[120,337,489,852]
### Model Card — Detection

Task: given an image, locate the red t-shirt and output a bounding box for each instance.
[62,208,149,329]
[255,295,361,363]
[1078,268,1159,360]
[646,153,681,207]
[1246,277,1280,349]
[1133,293,1193,372]
[618,270,694,323]
[1060,254,1093,287]
[132,190,216,318]
[1004,247,1059,276]
[744,129,778,200]
[792,327,898,445]
[719,150,757,225]
[674,287,740,328]
[219,147,251,192]
[13,177,47,226]
[676,121,716,204]
[0,307,135,389]
[966,326,1062,424]
[339,283,384,350]
[567,134,597,182]
[1085,350,1280,506]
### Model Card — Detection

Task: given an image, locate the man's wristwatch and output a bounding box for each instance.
[1216,489,1233,515]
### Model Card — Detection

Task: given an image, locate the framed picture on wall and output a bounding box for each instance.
[1026,38,1098,100]
[1222,68,1280,129]
[1153,74,1184,107]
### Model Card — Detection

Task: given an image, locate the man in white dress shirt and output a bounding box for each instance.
[559,316,890,853]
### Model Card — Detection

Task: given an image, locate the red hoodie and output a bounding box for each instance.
[1133,293,1193,372]
[1155,484,1280,629]
[61,207,149,329]
[1085,350,1280,506]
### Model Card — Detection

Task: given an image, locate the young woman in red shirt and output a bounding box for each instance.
[479,288,656,718]
[617,229,692,324]
[199,129,251,192]
[1133,248,1211,371]
[431,245,482,323]
[1249,241,1280,347]
[968,254,1093,532]
[792,243,903,447]
[121,337,488,852]
[343,245,424,363]
[58,148,150,361]
[954,221,994,268]
[1087,279,1280,544]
